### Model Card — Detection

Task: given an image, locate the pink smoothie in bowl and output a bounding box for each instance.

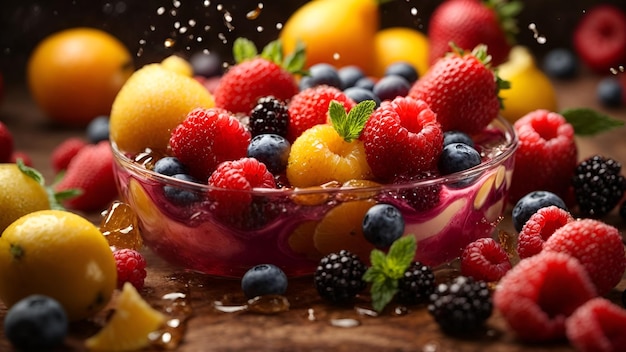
[112,116,517,278]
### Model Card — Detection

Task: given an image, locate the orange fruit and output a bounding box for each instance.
[0,210,117,321]
[85,282,166,351]
[0,163,50,233]
[280,0,379,74]
[27,27,134,127]
[497,46,559,123]
[313,199,376,261]
[372,27,430,78]
[109,63,215,154]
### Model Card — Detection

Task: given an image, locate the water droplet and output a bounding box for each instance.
[306,308,316,321]
[410,7,418,16]
[156,6,165,15]
[164,38,176,48]
[188,19,196,27]
[276,23,283,30]
[355,306,378,317]
[246,3,264,20]
[332,52,340,61]
[203,0,210,7]
[173,0,181,8]
[610,66,625,74]
[528,23,547,44]
[422,342,439,352]
[257,26,264,32]
[247,295,290,314]
[330,318,360,328]
[179,27,188,34]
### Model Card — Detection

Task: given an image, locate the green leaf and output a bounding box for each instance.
[233,37,258,64]
[260,39,283,65]
[362,235,418,312]
[16,159,44,185]
[561,108,624,136]
[328,100,375,142]
[282,39,307,74]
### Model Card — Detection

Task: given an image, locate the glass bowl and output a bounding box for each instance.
[111,116,518,278]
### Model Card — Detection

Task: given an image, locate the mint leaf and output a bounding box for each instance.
[363,235,417,312]
[561,108,624,136]
[233,37,258,64]
[282,39,307,74]
[16,159,44,185]
[260,39,283,65]
[328,100,375,142]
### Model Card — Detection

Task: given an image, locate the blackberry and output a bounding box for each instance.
[427,276,493,334]
[572,155,625,218]
[249,96,290,137]
[314,250,367,304]
[396,261,435,305]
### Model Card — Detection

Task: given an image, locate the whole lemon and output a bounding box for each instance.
[27,27,134,127]
[109,63,215,154]
[280,0,379,74]
[0,163,50,233]
[0,210,117,321]
[498,46,559,123]
[372,27,430,79]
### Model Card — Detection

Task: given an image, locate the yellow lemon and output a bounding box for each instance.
[0,163,50,233]
[85,282,166,351]
[109,63,215,154]
[160,55,193,77]
[498,46,559,123]
[372,27,430,78]
[27,27,134,127]
[0,210,117,321]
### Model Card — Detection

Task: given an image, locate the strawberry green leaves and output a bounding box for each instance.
[561,108,624,136]
[329,100,376,142]
[232,37,306,74]
[363,235,417,312]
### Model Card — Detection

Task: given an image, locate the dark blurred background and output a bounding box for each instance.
[1,0,626,84]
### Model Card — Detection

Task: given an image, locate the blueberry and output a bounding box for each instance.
[154,156,188,176]
[541,48,579,79]
[338,65,365,90]
[247,134,291,174]
[306,63,342,89]
[343,87,381,108]
[443,130,475,148]
[241,264,288,299]
[298,75,314,91]
[438,143,482,175]
[354,76,376,91]
[189,51,223,77]
[373,75,411,101]
[597,77,623,108]
[164,173,201,205]
[511,190,568,232]
[362,203,405,248]
[86,115,110,143]
[4,295,68,351]
[384,62,418,84]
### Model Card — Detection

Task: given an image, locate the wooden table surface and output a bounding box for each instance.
[0,73,625,351]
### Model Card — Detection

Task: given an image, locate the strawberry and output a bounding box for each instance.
[213,38,301,114]
[408,45,506,135]
[544,219,626,296]
[51,137,88,173]
[169,107,251,182]
[286,85,355,143]
[508,109,578,204]
[0,121,13,163]
[573,4,626,74]
[361,96,443,182]
[494,251,597,342]
[54,141,118,212]
[427,0,521,67]
[566,298,626,352]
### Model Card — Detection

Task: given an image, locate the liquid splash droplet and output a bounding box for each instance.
[330,318,361,328]
[246,3,264,20]
[164,38,176,48]
[528,23,547,44]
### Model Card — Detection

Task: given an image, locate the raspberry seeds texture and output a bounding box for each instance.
[494,251,597,342]
[460,237,512,282]
[543,219,626,296]
[509,109,578,204]
[361,96,443,182]
[516,206,574,259]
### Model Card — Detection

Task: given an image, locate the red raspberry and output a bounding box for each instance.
[0,121,13,163]
[113,248,147,290]
[51,137,88,173]
[361,96,443,182]
[208,157,276,216]
[509,109,578,204]
[460,237,511,282]
[573,5,626,74]
[286,85,355,143]
[517,206,574,259]
[494,251,597,342]
[566,297,626,352]
[544,219,626,296]
[170,108,251,182]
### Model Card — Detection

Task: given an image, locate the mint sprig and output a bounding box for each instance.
[328,100,376,142]
[561,107,624,136]
[232,37,306,74]
[363,235,417,312]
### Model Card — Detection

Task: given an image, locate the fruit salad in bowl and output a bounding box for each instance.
[110,38,518,278]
